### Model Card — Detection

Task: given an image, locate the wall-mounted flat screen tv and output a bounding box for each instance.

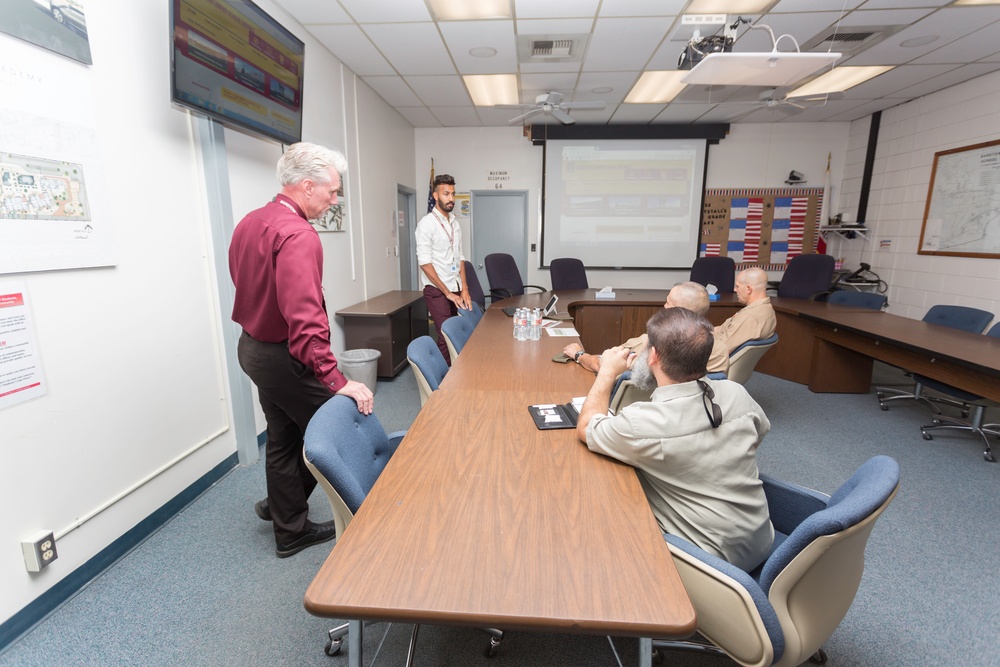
[170,0,304,145]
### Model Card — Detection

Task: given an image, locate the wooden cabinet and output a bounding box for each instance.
[335,291,428,378]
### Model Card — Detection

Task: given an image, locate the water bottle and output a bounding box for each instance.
[512,307,520,339]
[531,308,542,340]
[516,308,528,341]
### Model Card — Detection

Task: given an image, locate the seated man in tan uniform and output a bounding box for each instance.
[576,307,774,571]
[562,281,709,373]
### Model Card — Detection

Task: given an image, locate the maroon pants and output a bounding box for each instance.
[423,285,458,365]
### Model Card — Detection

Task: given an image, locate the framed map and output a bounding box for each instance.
[919,138,1000,259]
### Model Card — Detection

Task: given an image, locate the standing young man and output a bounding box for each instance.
[415,174,471,364]
[229,142,373,558]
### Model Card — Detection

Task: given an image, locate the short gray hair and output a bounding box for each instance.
[277,142,348,186]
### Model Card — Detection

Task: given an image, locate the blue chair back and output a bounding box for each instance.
[690,256,736,293]
[407,336,448,392]
[922,305,992,333]
[485,253,527,298]
[828,290,886,310]
[457,301,484,326]
[442,314,476,355]
[303,396,403,535]
[462,260,487,310]
[550,257,589,290]
[777,254,836,300]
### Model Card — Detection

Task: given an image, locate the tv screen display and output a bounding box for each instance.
[170,0,304,145]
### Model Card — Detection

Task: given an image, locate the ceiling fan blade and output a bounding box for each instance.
[777,104,805,116]
[507,108,542,124]
[542,91,563,106]
[562,101,606,110]
[550,107,576,124]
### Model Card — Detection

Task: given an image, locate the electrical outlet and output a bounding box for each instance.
[22,531,57,572]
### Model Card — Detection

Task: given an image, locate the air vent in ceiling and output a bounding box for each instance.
[517,34,589,64]
[801,25,903,55]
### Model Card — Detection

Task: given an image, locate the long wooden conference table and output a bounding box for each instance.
[305,288,1000,666]
[304,293,697,667]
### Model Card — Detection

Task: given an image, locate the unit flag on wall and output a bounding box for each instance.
[699,188,824,270]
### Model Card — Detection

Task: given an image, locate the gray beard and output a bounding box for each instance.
[629,348,657,392]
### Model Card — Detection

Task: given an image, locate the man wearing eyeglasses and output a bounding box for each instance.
[576,307,773,572]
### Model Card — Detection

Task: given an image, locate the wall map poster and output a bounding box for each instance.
[700,188,824,270]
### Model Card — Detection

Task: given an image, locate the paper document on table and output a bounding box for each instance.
[545,327,579,337]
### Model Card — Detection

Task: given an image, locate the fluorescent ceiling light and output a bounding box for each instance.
[681,52,841,87]
[789,66,894,97]
[952,0,1000,5]
[428,0,511,20]
[686,0,773,13]
[464,74,519,106]
[625,71,688,104]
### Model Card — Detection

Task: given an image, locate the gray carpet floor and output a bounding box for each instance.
[2,364,999,667]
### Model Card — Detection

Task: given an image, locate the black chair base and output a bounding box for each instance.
[921,406,999,462]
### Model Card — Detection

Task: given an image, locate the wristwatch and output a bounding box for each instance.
[574,350,586,362]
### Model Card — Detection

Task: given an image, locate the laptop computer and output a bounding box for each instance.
[502,293,561,318]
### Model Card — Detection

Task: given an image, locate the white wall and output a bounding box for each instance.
[1,0,414,627]
[414,122,849,290]
[836,70,1000,319]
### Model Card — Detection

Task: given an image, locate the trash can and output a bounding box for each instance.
[338,349,381,395]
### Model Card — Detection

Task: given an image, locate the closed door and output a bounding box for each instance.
[397,186,416,290]
[470,190,529,295]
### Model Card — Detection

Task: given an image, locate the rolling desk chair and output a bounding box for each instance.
[462,260,488,311]
[827,290,887,310]
[549,257,589,290]
[441,314,475,360]
[919,321,1000,462]
[406,336,448,407]
[876,305,992,413]
[773,254,836,300]
[485,253,545,300]
[690,256,736,293]
[654,456,900,667]
[303,395,406,659]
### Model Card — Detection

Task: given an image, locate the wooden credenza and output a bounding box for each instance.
[335,290,428,377]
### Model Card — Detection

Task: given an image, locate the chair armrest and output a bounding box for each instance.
[760,475,829,535]
[387,432,406,456]
[489,288,513,300]
[706,372,727,380]
[525,285,546,293]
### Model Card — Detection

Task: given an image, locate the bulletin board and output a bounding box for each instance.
[699,188,824,270]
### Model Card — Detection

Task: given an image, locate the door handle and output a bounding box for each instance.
[478,263,483,269]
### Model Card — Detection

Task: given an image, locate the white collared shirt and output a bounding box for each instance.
[415,208,464,291]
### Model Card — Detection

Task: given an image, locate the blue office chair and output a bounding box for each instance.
[406,336,448,407]
[876,305,992,413]
[462,260,488,311]
[653,455,900,667]
[485,253,545,300]
[775,254,836,300]
[303,395,407,658]
[457,300,484,326]
[550,257,589,290]
[827,290,887,310]
[690,256,736,293]
[442,313,476,359]
[725,333,779,384]
[919,321,1000,462]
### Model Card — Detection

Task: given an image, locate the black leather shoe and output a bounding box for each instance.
[254,499,271,521]
[275,521,337,558]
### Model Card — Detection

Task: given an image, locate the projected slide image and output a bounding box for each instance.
[564,195,688,217]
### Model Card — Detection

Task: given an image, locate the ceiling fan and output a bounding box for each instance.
[495,91,606,125]
[724,87,844,121]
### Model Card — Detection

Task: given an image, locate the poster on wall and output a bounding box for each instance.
[0,0,92,65]
[0,281,47,410]
[0,34,115,274]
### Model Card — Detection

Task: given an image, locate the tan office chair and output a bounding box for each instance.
[725,334,779,385]
[609,375,653,416]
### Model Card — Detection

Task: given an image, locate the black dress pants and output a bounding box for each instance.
[237,331,332,544]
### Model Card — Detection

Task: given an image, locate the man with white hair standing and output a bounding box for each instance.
[229,142,373,558]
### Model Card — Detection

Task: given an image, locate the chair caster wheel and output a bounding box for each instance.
[879,404,889,411]
[484,636,501,658]
[985,451,996,462]
[922,431,932,440]
[809,648,828,664]
[652,648,664,665]
[325,638,342,656]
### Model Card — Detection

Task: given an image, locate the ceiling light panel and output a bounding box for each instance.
[514,0,600,19]
[788,65,894,97]
[428,0,511,20]
[625,71,687,103]
[687,0,774,13]
[463,74,520,106]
